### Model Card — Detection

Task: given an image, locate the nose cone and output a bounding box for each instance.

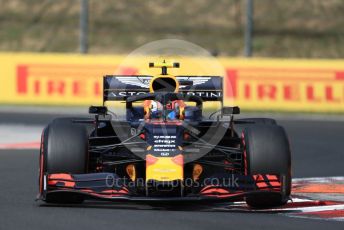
[146,154,184,182]
[144,123,184,182]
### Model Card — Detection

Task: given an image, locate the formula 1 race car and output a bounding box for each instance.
[38,61,291,208]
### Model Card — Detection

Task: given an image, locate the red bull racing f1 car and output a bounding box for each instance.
[38,61,291,208]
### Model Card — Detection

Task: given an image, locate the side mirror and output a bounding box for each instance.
[89,106,108,115]
[222,106,240,115]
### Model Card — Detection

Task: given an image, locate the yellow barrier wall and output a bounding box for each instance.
[1,52,344,112]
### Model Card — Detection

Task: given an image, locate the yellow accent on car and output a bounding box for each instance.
[146,157,183,182]
[149,75,179,93]
[149,60,179,68]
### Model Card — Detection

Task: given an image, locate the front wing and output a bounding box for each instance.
[38,172,285,202]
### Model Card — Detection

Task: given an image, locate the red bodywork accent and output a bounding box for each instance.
[139,133,145,140]
[199,173,282,197]
[46,173,130,198]
[253,174,281,191]
[48,174,76,188]
[49,173,73,180]
[146,154,158,166]
[48,174,75,188]
[200,185,245,198]
[171,154,184,166]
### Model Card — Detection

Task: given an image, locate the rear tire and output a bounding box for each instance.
[242,124,291,208]
[39,118,89,203]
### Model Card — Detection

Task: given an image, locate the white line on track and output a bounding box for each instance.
[293,176,344,183]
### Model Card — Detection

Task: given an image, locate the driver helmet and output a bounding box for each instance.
[167,101,184,120]
[149,100,163,119]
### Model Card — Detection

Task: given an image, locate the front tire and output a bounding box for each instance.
[242,124,291,208]
[39,118,89,203]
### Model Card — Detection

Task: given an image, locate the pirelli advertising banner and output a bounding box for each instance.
[0,52,344,112]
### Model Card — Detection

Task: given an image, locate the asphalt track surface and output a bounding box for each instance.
[0,112,343,229]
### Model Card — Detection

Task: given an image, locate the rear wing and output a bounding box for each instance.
[103,75,223,102]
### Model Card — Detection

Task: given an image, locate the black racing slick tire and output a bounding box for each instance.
[242,124,291,208]
[234,118,277,137]
[39,118,89,203]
